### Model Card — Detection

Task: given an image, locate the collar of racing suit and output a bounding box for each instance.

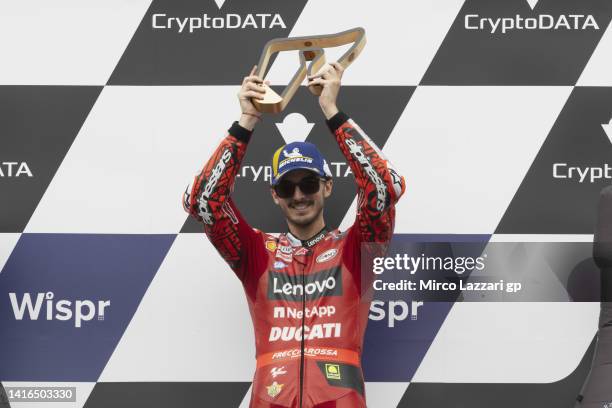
[285,226,329,249]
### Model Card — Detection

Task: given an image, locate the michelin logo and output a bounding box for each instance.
[9,292,110,328]
[283,148,303,159]
[279,148,313,170]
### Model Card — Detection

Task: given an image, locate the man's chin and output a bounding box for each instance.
[288,210,317,226]
[289,214,315,226]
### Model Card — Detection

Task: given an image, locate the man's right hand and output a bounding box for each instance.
[238,65,268,130]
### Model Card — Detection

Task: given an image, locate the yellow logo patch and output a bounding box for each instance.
[266,381,284,398]
[325,363,341,380]
[265,241,277,252]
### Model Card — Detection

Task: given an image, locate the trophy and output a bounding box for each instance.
[251,27,366,114]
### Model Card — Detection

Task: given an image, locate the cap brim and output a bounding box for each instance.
[272,166,324,185]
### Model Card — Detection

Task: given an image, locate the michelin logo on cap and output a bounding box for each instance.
[271,141,332,185]
[279,148,314,170]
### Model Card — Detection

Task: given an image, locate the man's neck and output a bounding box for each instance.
[287,218,326,241]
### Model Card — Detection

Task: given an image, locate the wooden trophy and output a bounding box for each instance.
[252,27,366,114]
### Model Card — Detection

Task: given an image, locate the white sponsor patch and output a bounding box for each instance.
[316,249,338,263]
[279,245,292,254]
[270,366,287,378]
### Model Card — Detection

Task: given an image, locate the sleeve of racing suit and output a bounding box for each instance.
[182,122,266,284]
[326,111,406,290]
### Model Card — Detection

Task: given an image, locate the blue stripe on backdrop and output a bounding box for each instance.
[0,234,175,382]
[362,234,490,381]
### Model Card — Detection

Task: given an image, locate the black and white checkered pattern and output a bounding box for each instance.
[1,0,611,407]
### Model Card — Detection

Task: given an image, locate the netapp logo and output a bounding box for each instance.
[152,13,286,33]
[268,267,342,301]
[465,13,599,35]
[9,292,111,328]
[0,161,33,178]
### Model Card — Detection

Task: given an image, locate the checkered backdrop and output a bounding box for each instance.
[1,0,612,407]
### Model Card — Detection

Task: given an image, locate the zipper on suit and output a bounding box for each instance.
[299,262,306,408]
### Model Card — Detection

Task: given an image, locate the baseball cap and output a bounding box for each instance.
[270,141,332,185]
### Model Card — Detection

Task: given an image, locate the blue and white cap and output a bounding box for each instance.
[271,141,332,185]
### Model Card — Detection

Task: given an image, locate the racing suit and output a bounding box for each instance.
[183,111,405,408]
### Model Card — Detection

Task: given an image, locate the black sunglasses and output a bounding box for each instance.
[273,176,325,199]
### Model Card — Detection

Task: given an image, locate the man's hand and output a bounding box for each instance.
[307,61,343,119]
[238,65,269,130]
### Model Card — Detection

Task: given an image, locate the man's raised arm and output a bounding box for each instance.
[326,111,405,243]
[182,66,267,280]
[308,61,406,243]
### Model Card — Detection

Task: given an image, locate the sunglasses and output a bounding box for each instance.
[273,176,325,199]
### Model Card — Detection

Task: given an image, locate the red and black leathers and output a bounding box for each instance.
[183,111,405,408]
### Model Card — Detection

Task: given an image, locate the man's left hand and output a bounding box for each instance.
[307,61,343,119]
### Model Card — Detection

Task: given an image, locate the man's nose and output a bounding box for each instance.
[292,185,306,199]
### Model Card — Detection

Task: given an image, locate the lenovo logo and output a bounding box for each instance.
[267,268,342,301]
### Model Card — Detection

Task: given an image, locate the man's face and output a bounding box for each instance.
[271,169,333,227]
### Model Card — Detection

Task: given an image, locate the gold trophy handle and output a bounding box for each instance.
[304,49,326,97]
[252,27,366,114]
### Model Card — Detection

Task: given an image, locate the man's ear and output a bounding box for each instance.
[323,178,333,198]
[270,187,280,205]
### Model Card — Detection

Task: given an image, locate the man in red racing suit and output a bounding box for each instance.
[183,63,405,407]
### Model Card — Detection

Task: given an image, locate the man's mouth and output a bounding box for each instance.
[290,201,312,211]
